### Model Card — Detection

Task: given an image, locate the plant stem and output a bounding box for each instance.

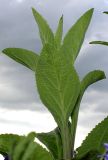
[61,121,72,160]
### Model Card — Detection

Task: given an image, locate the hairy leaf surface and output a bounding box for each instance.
[36,43,80,126]
[62,8,94,64]
[32,8,54,45]
[76,117,108,159]
[2,48,39,71]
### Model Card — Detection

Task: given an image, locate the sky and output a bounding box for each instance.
[0,0,108,158]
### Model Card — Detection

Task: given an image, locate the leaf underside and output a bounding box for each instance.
[36,43,80,126]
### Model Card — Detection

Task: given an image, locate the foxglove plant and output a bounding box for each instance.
[0,7,108,160]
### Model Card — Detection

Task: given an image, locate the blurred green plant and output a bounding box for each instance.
[0,7,108,160]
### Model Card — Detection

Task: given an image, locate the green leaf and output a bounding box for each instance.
[37,127,62,159]
[80,70,106,95]
[12,132,36,160]
[62,8,94,64]
[103,11,108,14]
[0,134,23,156]
[2,48,39,71]
[76,117,108,159]
[55,15,63,48]
[32,8,54,45]
[71,70,106,151]
[75,150,99,160]
[11,132,54,160]
[90,41,108,46]
[36,43,80,127]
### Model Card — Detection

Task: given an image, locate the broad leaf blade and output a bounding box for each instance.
[55,15,63,48]
[0,134,23,156]
[2,48,39,71]
[76,117,108,159]
[36,43,80,127]
[62,8,94,64]
[32,8,54,45]
[90,41,108,46]
[37,127,62,159]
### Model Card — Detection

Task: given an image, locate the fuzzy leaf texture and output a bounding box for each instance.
[76,117,108,159]
[2,48,39,71]
[10,132,54,160]
[32,8,54,45]
[0,134,23,156]
[61,8,94,64]
[36,43,80,127]
[37,127,62,159]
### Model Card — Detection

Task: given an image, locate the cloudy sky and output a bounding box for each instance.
[0,0,108,158]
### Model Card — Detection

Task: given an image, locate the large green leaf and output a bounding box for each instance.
[0,134,23,156]
[11,132,54,160]
[36,43,80,127]
[55,15,63,48]
[76,117,108,159]
[32,8,54,45]
[2,48,39,71]
[37,127,62,159]
[71,70,106,151]
[61,8,94,64]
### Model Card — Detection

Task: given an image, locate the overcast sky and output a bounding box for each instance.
[0,0,108,158]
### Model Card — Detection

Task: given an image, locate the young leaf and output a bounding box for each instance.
[90,41,108,46]
[76,117,108,159]
[55,15,63,48]
[37,127,62,159]
[32,8,54,45]
[36,43,80,127]
[0,134,23,156]
[61,8,94,64]
[2,48,39,71]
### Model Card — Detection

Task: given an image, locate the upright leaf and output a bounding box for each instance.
[71,70,106,151]
[37,127,62,159]
[32,8,54,45]
[76,117,108,159]
[36,43,80,127]
[62,8,94,64]
[55,15,63,48]
[2,48,39,71]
